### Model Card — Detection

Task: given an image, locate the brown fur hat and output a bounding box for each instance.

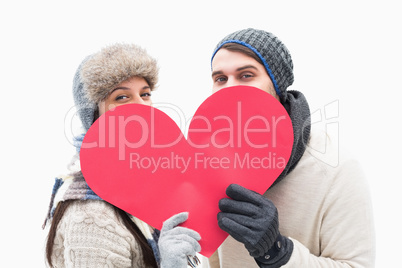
[72,43,158,131]
[81,43,159,104]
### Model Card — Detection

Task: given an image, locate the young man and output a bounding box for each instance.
[203,28,375,268]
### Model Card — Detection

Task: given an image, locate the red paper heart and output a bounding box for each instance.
[80,86,293,257]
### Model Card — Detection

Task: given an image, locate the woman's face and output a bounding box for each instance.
[98,76,152,116]
[211,48,279,100]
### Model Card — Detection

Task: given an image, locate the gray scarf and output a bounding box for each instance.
[272,90,311,187]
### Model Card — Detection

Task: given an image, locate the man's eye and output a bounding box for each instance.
[215,77,227,83]
[141,92,152,98]
[241,73,253,79]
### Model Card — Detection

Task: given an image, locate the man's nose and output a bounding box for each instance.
[226,77,240,88]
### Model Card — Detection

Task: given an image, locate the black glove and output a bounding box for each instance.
[218,184,293,267]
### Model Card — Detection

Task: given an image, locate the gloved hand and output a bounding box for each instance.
[158,212,201,268]
[218,184,293,267]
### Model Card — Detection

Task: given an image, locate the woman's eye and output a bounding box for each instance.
[115,95,129,101]
[141,92,152,101]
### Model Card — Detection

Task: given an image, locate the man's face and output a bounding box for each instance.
[211,49,279,100]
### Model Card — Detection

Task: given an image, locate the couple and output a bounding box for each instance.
[43,28,375,268]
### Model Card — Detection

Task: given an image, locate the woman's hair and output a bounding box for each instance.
[220,42,264,66]
[45,200,158,267]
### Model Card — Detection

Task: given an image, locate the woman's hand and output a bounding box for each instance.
[159,212,201,268]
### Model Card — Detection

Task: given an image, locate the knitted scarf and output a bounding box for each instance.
[271,89,311,187]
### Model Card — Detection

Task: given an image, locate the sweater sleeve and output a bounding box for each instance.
[282,158,376,268]
[53,200,146,268]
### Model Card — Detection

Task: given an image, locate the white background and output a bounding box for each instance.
[1,0,400,267]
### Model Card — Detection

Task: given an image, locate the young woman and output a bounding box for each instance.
[43,43,201,268]
[203,28,375,267]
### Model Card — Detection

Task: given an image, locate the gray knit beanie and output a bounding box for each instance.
[73,43,159,131]
[211,28,293,99]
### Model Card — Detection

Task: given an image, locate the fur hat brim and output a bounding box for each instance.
[80,43,159,104]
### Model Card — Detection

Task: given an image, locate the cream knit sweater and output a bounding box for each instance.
[51,200,150,267]
[200,129,376,267]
